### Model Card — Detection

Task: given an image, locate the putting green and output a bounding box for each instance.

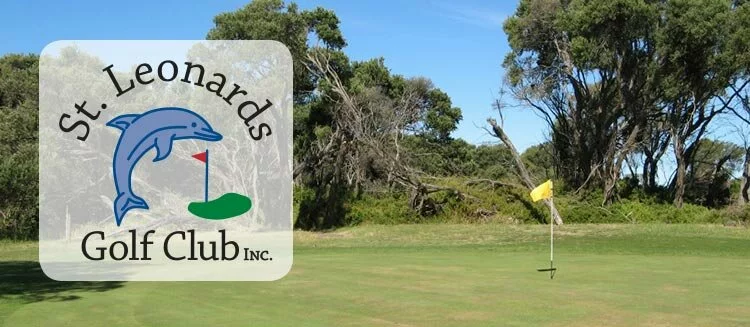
[2,224,750,326]
[187,192,252,220]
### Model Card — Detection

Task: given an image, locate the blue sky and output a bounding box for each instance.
[0,0,547,150]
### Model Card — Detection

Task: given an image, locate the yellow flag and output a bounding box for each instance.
[530,180,553,202]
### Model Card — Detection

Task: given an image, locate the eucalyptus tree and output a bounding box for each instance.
[500,0,749,207]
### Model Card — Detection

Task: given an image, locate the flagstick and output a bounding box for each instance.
[204,149,209,203]
[533,180,557,278]
[549,197,554,279]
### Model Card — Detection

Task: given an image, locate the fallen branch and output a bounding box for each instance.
[465,179,525,190]
[487,117,563,225]
[422,183,480,202]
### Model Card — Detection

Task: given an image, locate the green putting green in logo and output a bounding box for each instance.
[188,192,252,220]
[189,150,252,220]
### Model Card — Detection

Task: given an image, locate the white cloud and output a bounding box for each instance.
[431,2,507,29]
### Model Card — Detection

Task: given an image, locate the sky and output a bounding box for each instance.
[0,0,549,151]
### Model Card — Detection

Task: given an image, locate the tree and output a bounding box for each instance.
[503,0,657,204]
[725,1,750,203]
[729,87,750,203]
[638,118,671,192]
[0,54,39,239]
[298,50,467,227]
[207,0,345,104]
[206,0,350,228]
[404,137,479,177]
[682,139,743,207]
[657,0,746,208]
[502,0,749,207]
[521,142,555,182]
[206,0,350,186]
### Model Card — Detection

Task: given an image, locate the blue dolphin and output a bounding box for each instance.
[107,107,223,226]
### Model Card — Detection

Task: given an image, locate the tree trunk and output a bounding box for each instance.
[673,138,686,208]
[603,177,618,206]
[642,154,652,190]
[648,160,658,191]
[740,148,750,205]
[601,125,639,206]
[642,152,659,191]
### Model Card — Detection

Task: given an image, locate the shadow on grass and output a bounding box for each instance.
[509,193,546,224]
[0,261,124,303]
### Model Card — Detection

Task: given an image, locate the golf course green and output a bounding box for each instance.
[187,193,252,220]
[2,224,749,326]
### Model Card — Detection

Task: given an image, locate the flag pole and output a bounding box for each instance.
[550,197,554,279]
[533,180,557,278]
[204,149,209,203]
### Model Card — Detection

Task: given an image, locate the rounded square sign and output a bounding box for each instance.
[39,40,293,281]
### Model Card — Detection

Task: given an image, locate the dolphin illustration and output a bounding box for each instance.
[107,107,223,226]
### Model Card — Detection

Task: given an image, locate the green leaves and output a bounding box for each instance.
[0,54,39,239]
[423,89,462,141]
[0,54,38,109]
[657,0,735,95]
[207,0,346,103]
[502,0,750,206]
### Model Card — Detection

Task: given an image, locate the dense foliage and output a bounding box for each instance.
[502,0,750,206]
[0,54,38,239]
[2,0,750,239]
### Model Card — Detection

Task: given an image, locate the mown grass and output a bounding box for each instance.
[2,224,750,326]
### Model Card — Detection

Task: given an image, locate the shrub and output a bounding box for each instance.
[710,205,750,226]
[346,192,420,225]
[292,177,750,227]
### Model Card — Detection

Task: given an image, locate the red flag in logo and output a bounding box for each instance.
[192,151,207,163]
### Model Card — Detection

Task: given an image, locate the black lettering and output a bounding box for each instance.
[135,63,154,85]
[140,230,154,260]
[198,241,218,261]
[75,101,100,120]
[59,114,90,141]
[129,229,139,260]
[249,123,272,141]
[237,99,273,125]
[223,84,247,105]
[109,241,128,261]
[187,229,198,261]
[164,231,185,260]
[103,64,135,97]
[157,60,178,82]
[81,231,105,261]
[220,230,239,260]
[260,251,271,261]
[246,250,262,261]
[181,62,205,86]
[205,73,226,97]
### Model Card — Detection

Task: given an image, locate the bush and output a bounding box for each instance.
[709,205,750,226]
[347,192,420,225]
[0,54,38,240]
[0,143,38,239]
[292,177,741,227]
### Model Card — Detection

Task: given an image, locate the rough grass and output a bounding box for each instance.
[2,224,750,326]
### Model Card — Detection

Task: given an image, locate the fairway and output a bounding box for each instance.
[2,224,750,326]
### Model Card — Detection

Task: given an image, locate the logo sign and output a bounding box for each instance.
[39,40,293,281]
